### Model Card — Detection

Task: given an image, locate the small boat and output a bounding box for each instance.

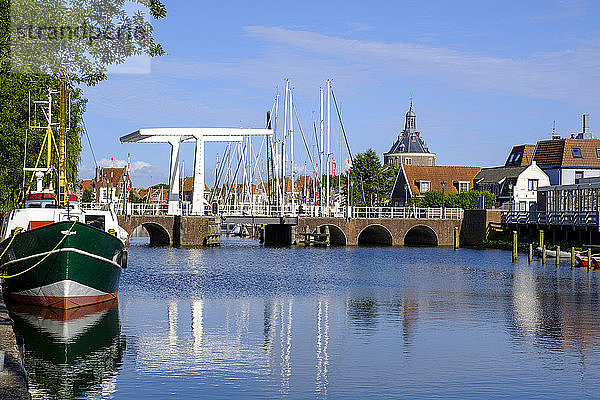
[535,247,575,259]
[575,254,600,269]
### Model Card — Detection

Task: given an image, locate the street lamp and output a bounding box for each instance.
[441,181,446,219]
[404,184,408,207]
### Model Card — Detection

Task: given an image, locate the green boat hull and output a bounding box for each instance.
[0,221,124,308]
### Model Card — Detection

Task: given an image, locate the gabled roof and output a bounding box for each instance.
[96,167,129,187]
[475,166,528,184]
[392,165,481,198]
[505,144,535,167]
[533,138,600,168]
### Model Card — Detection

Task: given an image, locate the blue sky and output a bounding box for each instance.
[81,0,600,187]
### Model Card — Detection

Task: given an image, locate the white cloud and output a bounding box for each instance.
[97,157,152,175]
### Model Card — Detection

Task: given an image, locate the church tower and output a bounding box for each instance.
[383,97,435,167]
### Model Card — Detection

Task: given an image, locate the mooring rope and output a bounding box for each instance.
[0,220,77,281]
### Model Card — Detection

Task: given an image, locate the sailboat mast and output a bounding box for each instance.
[319,87,323,207]
[326,79,331,208]
[58,71,68,207]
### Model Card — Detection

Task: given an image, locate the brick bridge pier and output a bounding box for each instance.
[117,215,220,246]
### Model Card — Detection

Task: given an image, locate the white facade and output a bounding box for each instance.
[542,167,600,186]
[512,162,550,210]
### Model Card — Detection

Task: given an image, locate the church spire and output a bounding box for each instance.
[404,94,416,133]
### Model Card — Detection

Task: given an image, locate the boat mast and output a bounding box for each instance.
[319,87,323,207]
[58,71,68,207]
[326,79,331,208]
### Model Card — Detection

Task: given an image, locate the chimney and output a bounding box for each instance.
[583,114,590,134]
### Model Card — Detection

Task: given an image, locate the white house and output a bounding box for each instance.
[475,161,550,210]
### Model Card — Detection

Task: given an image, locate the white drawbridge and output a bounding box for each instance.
[120,128,272,215]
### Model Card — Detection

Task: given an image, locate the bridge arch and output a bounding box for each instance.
[132,222,171,246]
[404,225,438,246]
[317,224,347,245]
[357,224,393,246]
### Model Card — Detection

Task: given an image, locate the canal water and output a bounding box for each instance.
[8,237,600,399]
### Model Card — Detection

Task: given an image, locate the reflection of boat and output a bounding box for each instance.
[7,298,124,399]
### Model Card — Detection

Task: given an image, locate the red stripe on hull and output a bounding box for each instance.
[6,292,118,309]
[6,298,119,321]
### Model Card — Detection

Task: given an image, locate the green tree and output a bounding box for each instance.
[348,149,398,206]
[81,187,92,202]
[128,191,143,203]
[0,0,166,211]
[417,189,496,209]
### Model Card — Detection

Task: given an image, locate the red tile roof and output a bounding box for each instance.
[533,138,600,167]
[402,165,481,196]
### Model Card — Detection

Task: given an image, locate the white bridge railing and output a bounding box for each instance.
[501,210,600,227]
[81,202,464,220]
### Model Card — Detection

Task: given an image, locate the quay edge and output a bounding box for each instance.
[0,289,31,400]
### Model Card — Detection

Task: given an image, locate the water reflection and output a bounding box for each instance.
[8,299,124,399]
[14,242,600,398]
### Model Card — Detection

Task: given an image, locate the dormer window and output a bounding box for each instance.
[572,146,583,158]
[418,181,431,193]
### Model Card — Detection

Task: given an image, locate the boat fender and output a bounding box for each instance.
[108,228,117,236]
[122,250,128,269]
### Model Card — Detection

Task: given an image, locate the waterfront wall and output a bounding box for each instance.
[0,293,30,400]
[460,209,502,246]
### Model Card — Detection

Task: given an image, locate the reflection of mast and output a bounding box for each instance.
[316,299,329,395]
[192,299,203,354]
[279,300,292,395]
[512,265,541,334]
[168,300,178,347]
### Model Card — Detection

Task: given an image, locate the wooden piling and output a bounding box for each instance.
[512,231,517,263]
[539,230,544,250]
[542,245,546,264]
[454,227,459,250]
[571,247,576,268]
[556,246,560,267]
[588,248,592,271]
[528,244,532,264]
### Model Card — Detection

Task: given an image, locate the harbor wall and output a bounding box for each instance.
[0,291,31,400]
[460,209,502,247]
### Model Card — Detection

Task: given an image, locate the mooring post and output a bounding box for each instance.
[588,248,592,271]
[454,227,459,250]
[542,245,546,264]
[556,245,560,267]
[512,231,517,263]
[539,230,544,251]
[324,225,330,247]
[571,247,576,268]
[528,243,532,264]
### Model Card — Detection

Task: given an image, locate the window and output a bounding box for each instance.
[419,181,431,193]
[572,146,583,158]
[575,171,584,184]
[597,148,600,158]
[405,158,412,165]
[458,181,469,193]
[528,179,539,191]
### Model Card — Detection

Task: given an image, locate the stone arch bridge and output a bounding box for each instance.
[295,217,462,246]
[117,215,220,246]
